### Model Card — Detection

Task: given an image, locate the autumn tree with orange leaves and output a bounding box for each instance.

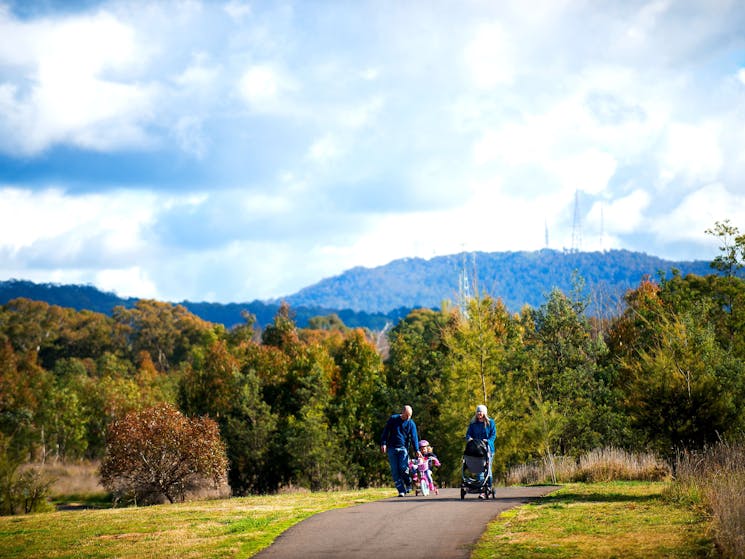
[100,403,227,504]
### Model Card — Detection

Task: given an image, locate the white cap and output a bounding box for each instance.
[476,405,487,414]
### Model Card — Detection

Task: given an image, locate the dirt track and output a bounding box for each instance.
[254,486,559,559]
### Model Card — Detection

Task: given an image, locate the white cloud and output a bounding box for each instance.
[0,186,156,261]
[96,267,159,299]
[307,135,341,164]
[656,183,745,242]
[238,64,295,112]
[463,22,516,88]
[0,8,157,155]
[173,53,220,89]
[660,122,723,184]
[602,190,651,234]
[223,0,252,21]
[552,149,618,195]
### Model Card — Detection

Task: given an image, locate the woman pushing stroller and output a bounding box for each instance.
[464,404,496,499]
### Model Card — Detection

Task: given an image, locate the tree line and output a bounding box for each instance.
[1,222,744,495]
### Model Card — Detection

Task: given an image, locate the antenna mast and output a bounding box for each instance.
[458,250,472,319]
[571,190,582,252]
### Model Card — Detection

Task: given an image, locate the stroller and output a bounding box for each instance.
[460,438,496,499]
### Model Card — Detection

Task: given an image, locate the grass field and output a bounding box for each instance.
[0,488,391,559]
[473,482,717,559]
[0,482,715,559]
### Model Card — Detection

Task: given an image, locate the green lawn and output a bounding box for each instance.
[0,488,391,559]
[0,482,715,559]
[473,482,716,559]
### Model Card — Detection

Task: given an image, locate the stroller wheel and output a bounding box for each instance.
[460,487,466,500]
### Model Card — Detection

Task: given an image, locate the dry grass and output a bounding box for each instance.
[504,447,671,485]
[670,440,745,559]
[24,460,232,507]
[25,461,104,498]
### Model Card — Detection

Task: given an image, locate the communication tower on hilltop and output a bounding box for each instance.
[571,190,582,253]
[458,251,472,319]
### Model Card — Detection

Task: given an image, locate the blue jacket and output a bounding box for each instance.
[466,418,496,454]
[381,414,419,451]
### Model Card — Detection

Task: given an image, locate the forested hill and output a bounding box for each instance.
[0,279,407,331]
[275,249,716,313]
[0,249,716,329]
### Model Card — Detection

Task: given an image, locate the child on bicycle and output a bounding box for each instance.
[418,440,441,495]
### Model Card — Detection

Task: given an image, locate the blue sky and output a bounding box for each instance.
[1,0,744,303]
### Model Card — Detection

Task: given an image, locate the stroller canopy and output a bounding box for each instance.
[464,438,489,457]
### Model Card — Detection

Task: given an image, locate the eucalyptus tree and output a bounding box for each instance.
[384,307,450,446]
[524,288,613,455]
[327,328,387,487]
[437,295,529,482]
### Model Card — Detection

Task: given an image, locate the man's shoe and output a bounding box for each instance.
[398,492,405,497]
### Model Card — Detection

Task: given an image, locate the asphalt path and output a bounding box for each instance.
[254,486,559,559]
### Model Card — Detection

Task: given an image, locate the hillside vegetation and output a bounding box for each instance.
[0,249,716,329]
[278,248,715,313]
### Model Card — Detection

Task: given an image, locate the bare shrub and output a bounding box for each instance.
[100,404,228,505]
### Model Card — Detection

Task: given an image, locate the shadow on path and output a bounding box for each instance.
[254,486,559,559]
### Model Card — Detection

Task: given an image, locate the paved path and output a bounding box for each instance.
[254,486,559,559]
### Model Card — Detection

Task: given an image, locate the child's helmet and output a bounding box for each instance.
[419,440,429,448]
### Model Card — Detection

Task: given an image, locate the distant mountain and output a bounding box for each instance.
[0,279,405,331]
[0,249,717,330]
[276,249,717,313]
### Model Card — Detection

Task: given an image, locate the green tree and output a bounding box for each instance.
[613,289,745,454]
[328,329,386,487]
[438,296,528,483]
[706,219,745,277]
[113,300,217,372]
[179,339,278,494]
[37,382,87,462]
[280,343,341,490]
[525,288,613,454]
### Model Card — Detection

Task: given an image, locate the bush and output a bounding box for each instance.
[671,440,745,559]
[504,447,670,485]
[100,404,228,505]
[0,441,54,515]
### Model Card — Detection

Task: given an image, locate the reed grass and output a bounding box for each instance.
[669,440,745,559]
[504,447,671,485]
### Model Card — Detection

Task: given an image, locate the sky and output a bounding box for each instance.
[1,0,745,304]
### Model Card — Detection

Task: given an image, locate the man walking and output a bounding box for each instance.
[380,405,421,497]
